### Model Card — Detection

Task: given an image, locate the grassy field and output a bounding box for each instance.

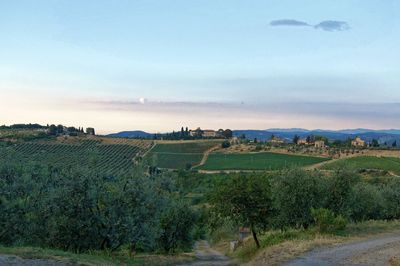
[146,141,220,169]
[0,138,153,176]
[321,156,400,175]
[0,246,193,266]
[197,152,330,171]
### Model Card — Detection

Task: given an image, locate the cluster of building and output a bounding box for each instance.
[351,137,366,147]
[296,138,326,148]
[189,128,232,138]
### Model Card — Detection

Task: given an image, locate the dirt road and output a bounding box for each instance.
[285,233,400,266]
[181,240,234,266]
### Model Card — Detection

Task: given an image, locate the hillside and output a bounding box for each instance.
[145,140,221,169]
[0,136,153,176]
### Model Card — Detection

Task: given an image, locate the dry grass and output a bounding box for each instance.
[216,220,400,266]
[390,256,400,266]
[245,235,347,266]
[0,246,194,266]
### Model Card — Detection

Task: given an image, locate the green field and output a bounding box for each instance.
[146,141,220,169]
[197,152,330,171]
[321,156,400,175]
[0,139,151,176]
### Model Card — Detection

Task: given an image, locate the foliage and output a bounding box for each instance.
[0,162,196,254]
[381,179,400,219]
[311,208,347,233]
[209,174,272,247]
[221,140,231,148]
[350,182,384,221]
[326,170,361,218]
[271,169,328,229]
[158,201,196,252]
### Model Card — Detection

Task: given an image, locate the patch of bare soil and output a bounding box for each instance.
[180,241,235,266]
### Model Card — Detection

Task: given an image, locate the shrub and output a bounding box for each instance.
[221,141,231,148]
[271,169,328,229]
[311,208,347,233]
[350,183,384,221]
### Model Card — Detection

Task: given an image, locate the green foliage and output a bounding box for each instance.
[350,183,384,221]
[271,169,328,229]
[326,170,360,218]
[0,162,196,254]
[221,140,231,148]
[158,201,196,252]
[209,174,272,247]
[381,179,400,219]
[311,208,347,233]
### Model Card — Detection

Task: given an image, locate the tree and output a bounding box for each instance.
[272,169,327,229]
[157,201,196,252]
[223,129,233,139]
[327,170,360,218]
[221,140,231,148]
[48,124,57,135]
[293,135,300,145]
[57,124,64,134]
[209,174,271,248]
[371,139,379,147]
[392,141,397,147]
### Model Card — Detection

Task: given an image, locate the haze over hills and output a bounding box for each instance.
[108,128,400,144]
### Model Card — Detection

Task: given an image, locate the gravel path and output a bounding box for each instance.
[0,254,73,266]
[180,240,234,266]
[285,233,400,266]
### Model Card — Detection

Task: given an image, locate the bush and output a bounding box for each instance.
[221,141,231,148]
[311,208,347,233]
[157,201,196,252]
[271,169,328,229]
[350,183,384,222]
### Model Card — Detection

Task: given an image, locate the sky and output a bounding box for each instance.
[1,0,399,133]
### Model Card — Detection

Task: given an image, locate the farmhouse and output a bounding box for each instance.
[202,130,217,138]
[314,140,325,148]
[297,138,308,145]
[269,136,284,144]
[351,137,365,147]
[189,128,202,137]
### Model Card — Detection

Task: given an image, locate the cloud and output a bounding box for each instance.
[270,19,311,27]
[314,20,350,31]
[270,19,350,32]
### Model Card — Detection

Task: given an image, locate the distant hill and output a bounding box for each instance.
[107,128,400,146]
[233,129,400,145]
[107,131,153,138]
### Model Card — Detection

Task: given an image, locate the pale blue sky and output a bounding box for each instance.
[1,1,399,132]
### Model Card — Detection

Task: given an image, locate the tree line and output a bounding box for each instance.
[0,160,197,253]
[209,169,400,247]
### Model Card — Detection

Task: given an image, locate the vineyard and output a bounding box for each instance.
[0,138,153,176]
[145,141,221,169]
[321,156,400,175]
[197,152,330,171]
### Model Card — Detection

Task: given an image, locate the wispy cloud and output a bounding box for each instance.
[314,20,350,31]
[270,19,350,32]
[269,19,311,27]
